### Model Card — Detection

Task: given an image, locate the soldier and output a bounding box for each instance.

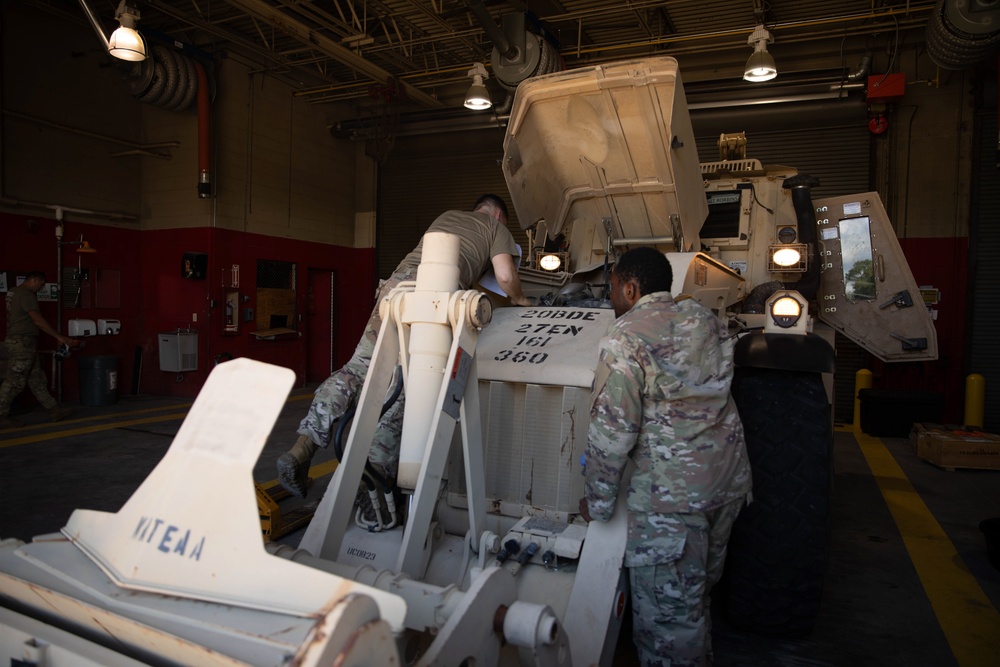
[578,247,752,666]
[277,194,531,497]
[1,271,79,428]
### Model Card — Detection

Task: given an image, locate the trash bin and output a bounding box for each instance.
[79,355,119,406]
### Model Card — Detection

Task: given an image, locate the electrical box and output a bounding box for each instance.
[158,331,198,372]
[68,319,97,337]
[867,73,906,103]
[98,318,121,335]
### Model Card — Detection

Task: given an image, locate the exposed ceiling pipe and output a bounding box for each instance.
[845,52,872,82]
[1,108,178,158]
[196,62,212,199]
[221,0,443,108]
[466,0,516,60]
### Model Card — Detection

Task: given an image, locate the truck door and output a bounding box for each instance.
[814,192,938,362]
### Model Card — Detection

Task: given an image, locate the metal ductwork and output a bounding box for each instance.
[122,45,214,198]
[466,1,563,115]
[126,44,200,111]
[925,0,1000,69]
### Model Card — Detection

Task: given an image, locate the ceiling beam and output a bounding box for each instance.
[222,0,444,107]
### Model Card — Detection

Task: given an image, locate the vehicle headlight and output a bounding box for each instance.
[770,295,803,328]
[767,243,808,273]
[772,247,802,267]
[536,252,568,272]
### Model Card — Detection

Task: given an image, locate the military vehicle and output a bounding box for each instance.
[0,57,935,664]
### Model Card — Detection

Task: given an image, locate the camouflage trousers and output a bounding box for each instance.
[0,336,57,417]
[297,267,417,477]
[629,497,746,667]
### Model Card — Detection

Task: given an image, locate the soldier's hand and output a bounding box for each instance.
[578,497,592,522]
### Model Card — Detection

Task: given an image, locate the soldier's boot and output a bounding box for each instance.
[276,434,318,498]
[47,404,76,422]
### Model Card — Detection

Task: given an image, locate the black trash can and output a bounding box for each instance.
[79,355,119,406]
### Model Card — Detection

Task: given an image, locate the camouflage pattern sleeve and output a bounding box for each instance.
[584,331,643,522]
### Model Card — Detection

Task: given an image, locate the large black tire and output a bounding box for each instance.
[724,368,833,636]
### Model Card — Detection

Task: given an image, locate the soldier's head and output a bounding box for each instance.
[610,247,672,317]
[22,271,46,292]
[473,194,509,226]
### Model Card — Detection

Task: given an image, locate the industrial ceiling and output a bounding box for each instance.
[19,0,954,119]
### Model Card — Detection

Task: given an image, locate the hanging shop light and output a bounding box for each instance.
[464,62,493,110]
[744,25,777,82]
[78,0,147,62]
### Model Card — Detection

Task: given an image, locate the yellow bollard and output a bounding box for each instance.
[854,369,873,433]
[964,373,985,429]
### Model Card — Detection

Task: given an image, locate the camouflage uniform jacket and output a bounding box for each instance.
[584,292,752,567]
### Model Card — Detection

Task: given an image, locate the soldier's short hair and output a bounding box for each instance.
[473,194,509,222]
[614,247,672,296]
[24,271,46,283]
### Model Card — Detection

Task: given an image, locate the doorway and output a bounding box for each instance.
[306,269,335,383]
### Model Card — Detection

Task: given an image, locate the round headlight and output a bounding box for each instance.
[539,254,563,271]
[777,226,797,244]
[772,247,802,267]
[770,295,802,328]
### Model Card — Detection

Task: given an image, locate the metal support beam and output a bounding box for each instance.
[223,0,444,108]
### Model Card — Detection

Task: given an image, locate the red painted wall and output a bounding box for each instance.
[138,227,375,398]
[1,213,142,406]
[2,212,374,404]
[873,237,969,423]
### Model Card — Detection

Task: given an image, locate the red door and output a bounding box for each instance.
[306,270,334,383]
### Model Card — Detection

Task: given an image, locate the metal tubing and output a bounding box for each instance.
[77,0,111,51]
[397,232,462,489]
[467,0,515,59]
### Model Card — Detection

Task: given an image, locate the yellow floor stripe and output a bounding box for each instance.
[3,401,194,433]
[0,393,313,449]
[854,430,1000,666]
[0,412,193,448]
[259,458,339,491]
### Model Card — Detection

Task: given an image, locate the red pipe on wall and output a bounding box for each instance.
[196,61,211,198]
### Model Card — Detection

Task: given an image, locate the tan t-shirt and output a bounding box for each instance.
[396,210,519,288]
[6,285,40,338]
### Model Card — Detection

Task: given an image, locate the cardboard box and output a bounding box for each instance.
[911,423,1000,471]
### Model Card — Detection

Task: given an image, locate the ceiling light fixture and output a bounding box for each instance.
[78,0,147,62]
[464,63,492,111]
[744,25,777,83]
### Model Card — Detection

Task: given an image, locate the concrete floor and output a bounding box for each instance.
[1,387,999,666]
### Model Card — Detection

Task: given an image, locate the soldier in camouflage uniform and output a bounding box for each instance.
[277,194,531,498]
[1,271,79,428]
[579,247,752,667]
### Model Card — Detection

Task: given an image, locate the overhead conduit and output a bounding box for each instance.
[128,44,212,198]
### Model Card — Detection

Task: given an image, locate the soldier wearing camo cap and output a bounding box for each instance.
[579,246,752,666]
[277,194,531,498]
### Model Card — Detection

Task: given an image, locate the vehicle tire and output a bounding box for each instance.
[724,367,833,636]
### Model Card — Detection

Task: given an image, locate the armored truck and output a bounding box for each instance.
[0,56,936,665]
